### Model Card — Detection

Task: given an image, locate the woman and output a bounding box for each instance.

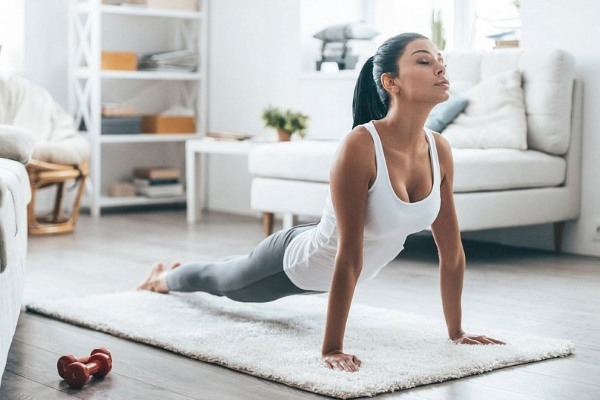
[138,32,505,373]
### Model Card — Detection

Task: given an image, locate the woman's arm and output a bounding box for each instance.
[430,135,505,345]
[322,128,374,372]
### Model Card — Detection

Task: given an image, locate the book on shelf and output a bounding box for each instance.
[133,166,180,180]
[102,103,137,117]
[137,49,198,72]
[133,178,181,186]
[135,183,184,198]
[206,131,254,141]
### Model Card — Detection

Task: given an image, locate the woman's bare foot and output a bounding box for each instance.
[170,261,182,270]
[137,262,173,293]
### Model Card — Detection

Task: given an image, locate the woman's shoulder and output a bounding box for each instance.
[430,130,452,158]
[331,125,376,175]
[337,125,375,156]
[429,130,454,180]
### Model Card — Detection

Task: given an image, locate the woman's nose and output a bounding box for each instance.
[436,64,446,75]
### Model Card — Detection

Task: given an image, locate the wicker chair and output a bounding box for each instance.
[0,76,89,235]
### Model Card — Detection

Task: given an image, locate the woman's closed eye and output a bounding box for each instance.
[418,59,446,66]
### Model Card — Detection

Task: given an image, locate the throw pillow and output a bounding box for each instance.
[425,94,469,133]
[442,69,528,150]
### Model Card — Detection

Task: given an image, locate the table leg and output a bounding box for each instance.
[282,213,296,230]
[186,144,198,223]
[199,153,208,212]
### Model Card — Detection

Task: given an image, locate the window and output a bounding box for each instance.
[368,0,521,51]
[298,0,520,73]
[369,0,454,50]
[471,0,521,50]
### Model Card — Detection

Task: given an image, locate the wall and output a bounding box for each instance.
[205,0,299,214]
[206,0,363,213]
[23,0,69,106]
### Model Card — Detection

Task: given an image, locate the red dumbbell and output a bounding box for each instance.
[63,353,112,389]
[57,347,112,379]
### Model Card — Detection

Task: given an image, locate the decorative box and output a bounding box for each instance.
[101,117,142,135]
[145,0,198,11]
[101,51,138,71]
[141,115,196,134]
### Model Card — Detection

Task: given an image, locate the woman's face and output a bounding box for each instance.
[389,38,449,105]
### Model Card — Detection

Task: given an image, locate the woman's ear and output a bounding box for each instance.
[381,73,399,94]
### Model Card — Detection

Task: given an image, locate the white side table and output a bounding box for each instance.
[186,139,266,223]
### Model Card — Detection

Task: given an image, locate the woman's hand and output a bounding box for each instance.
[452,332,505,345]
[322,350,362,372]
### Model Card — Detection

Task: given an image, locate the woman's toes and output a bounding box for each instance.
[170,262,182,270]
[137,262,167,291]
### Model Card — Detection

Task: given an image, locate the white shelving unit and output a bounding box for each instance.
[69,0,209,216]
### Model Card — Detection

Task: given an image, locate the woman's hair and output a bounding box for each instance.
[352,32,428,128]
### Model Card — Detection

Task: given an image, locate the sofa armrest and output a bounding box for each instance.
[0,124,35,164]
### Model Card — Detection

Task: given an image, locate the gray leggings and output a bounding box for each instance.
[166,223,321,302]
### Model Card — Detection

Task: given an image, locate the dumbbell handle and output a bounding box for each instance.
[57,348,112,379]
[63,353,111,389]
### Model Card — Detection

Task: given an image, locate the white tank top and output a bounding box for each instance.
[283,121,442,291]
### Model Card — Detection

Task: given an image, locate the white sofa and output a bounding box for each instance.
[248,49,583,252]
[0,125,32,385]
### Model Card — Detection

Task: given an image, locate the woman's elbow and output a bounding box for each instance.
[334,258,363,281]
[439,249,465,271]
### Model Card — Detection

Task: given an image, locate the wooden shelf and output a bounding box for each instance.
[100,4,204,20]
[98,194,187,208]
[71,0,209,216]
[76,68,202,81]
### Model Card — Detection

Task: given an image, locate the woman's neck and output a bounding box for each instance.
[376,102,433,149]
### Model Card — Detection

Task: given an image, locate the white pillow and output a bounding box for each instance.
[443,69,527,150]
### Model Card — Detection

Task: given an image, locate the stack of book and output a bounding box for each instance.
[133,167,184,198]
[137,49,198,72]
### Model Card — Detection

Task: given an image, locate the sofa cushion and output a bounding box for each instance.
[32,135,90,165]
[249,141,566,192]
[249,140,339,183]
[451,148,566,193]
[445,49,575,155]
[443,69,528,150]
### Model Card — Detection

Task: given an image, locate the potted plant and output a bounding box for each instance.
[262,106,309,141]
[431,8,446,51]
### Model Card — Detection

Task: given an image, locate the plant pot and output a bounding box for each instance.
[277,129,292,142]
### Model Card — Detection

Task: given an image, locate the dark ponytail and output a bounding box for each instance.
[352,32,429,129]
[352,57,386,128]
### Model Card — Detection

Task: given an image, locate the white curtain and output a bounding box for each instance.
[0,0,24,76]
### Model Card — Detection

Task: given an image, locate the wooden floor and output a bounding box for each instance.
[1,209,599,399]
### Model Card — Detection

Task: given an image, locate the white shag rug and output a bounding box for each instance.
[26,291,573,399]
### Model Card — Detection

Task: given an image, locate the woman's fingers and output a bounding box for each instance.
[459,337,480,345]
[474,335,495,344]
[323,353,361,372]
[455,334,506,345]
[487,337,506,345]
[338,360,353,372]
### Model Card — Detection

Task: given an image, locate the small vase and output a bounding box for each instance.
[277,130,292,142]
